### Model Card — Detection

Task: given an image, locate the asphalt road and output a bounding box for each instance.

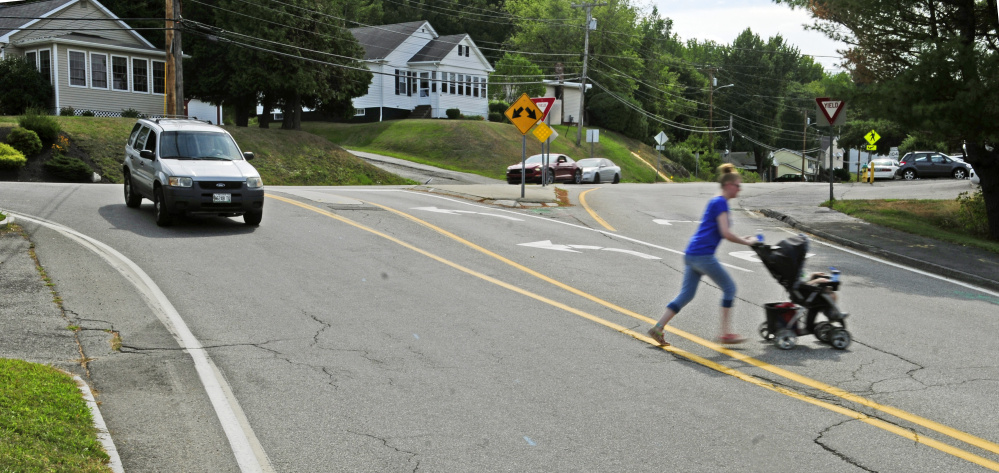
[1,179,997,472]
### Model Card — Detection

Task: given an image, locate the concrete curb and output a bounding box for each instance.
[412,185,560,208]
[0,209,12,228]
[73,375,124,473]
[760,209,999,293]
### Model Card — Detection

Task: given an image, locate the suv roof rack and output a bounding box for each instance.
[153,117,214,125]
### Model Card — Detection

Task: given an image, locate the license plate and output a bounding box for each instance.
[213,193,232,203]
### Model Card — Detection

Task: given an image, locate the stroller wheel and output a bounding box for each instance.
[758,322,773,340]
[775,329,797,350]
[830,329,851,350]
[814,322,833,343]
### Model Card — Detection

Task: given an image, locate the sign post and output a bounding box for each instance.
[505,93,544,198]
[654,131,668,183]
[816,98,846,201]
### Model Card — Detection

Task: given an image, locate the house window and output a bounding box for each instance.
[132,58,148,93]
[472,77,479,98]
[111,55,129,91]
[354,108,366,117]
[90,53,108,89]
[465,45,470,57]
[39,50,51,83]
[480,77,486,98]
[457,45,463,56]
[466,75,472,96]
[458,74,464,95]
[419,72,429,97]
[431,71,436,93]
[69,50,87,87]
[25,51,36,69]
[395,69,403,95]
[152,60,165,94]
[408,71,415,97]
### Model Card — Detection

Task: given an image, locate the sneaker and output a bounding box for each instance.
[717,333,747,344]
[647,326,669,346]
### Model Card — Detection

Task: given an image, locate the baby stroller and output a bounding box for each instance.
[752,235,851,350]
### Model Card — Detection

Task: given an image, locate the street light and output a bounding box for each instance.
[710,83,734,157]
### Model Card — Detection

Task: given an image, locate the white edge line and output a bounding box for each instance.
[13,213,273,473]
[780,227,999,298]
[74,375,124,473]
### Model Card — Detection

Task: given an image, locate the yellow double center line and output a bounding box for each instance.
[269,193,999,470]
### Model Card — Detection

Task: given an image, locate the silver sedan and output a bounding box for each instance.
[577,158,621,184]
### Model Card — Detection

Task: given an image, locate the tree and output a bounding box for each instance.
[0,57,53,115]
[488,54,545,102]
[778,0,999,239]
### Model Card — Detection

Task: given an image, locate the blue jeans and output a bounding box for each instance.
[666,254,736,313]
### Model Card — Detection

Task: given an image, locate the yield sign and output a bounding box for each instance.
[530,97,556,122]
[505,93,543,134]
[815,97,846,126]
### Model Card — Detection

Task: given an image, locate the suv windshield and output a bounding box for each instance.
[159,131,242,160]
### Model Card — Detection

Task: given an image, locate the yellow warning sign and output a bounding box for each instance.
[532,122,553,143]
[865,130,880,145]
[505,93,543,135]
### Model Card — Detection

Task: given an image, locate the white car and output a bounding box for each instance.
[869,158,899,180]
[968,163,980,185]
[576,158,621,184]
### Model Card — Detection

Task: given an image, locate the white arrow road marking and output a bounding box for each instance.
[653,219,698,225]
[600,248,661,260]
[520,241,660,259]
[412,206,523,221]
[730,251,762,263]
[519,240,581,252]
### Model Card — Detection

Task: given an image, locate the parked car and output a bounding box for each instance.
[774,173,809,182]
[896,151,970,180]
[868,158,899,180]
[506,153,582,184]
[122,118,264,226]
[969,163,980,185]
[576,158,621,184]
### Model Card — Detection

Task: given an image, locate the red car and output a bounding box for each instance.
[506,154,582,185]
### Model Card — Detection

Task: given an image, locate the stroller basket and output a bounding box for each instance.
[764,302,800,334]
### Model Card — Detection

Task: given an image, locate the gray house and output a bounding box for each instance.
[349,21,494,121]
[0,0,189,119]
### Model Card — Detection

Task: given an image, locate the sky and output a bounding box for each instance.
[646,0,848,72]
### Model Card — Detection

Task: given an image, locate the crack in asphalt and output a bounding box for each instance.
[814,419,879,472]
[347,430,421,472]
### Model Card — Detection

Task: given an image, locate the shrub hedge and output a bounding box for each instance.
[5,127,42,157]
[0,142,27,169]
[18,108,61,143]
[44,154,91,181]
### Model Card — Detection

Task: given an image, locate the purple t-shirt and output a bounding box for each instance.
[685,196,730,255]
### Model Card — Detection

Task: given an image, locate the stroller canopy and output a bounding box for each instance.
[755,236,809,289]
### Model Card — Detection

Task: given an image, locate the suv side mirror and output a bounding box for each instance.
[243,152,254,160]
[139,149,154,160]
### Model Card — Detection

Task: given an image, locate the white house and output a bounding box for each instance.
[542,80,590,126]
[349,21,494,121]
[770,149,820,180]
[0,0,219,121]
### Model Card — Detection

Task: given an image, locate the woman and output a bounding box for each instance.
[648,164,757,346]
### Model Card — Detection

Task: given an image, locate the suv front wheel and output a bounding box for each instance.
[154,186,173,226]
[901,169,917,180]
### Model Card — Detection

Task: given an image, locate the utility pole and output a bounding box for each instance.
[802,112,808,181]
[165,0,184,117]
[709,70,715,156]
[572,2,606,146]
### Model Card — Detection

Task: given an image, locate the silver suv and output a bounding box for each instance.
[122,118,264,226]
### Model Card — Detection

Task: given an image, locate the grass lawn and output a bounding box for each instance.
[301,119,668,183]
[826,199,999,254]
[0,359,112,472]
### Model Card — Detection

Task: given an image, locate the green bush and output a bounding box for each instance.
[18,108,61,143]
[0,142,27,169]
[44,154,91,181]
[0,56,53,115]
[59,106,76,116]
[121,108,141,118]
[445,108,461,119]
[956,189,988,237]
[80,110,95,117]
[5,127,42,157]
[488,112,503,122]
[488,101,510,114]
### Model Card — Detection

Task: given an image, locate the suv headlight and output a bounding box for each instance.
[167,177,193,187]
[246,177,263,188]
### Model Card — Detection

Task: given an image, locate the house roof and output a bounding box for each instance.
[725,151,756,169]
[349,21,429,61]
[408,34,464,63]
[0,0,72,38]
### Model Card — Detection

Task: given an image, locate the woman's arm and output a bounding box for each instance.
[717,211,755,246]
